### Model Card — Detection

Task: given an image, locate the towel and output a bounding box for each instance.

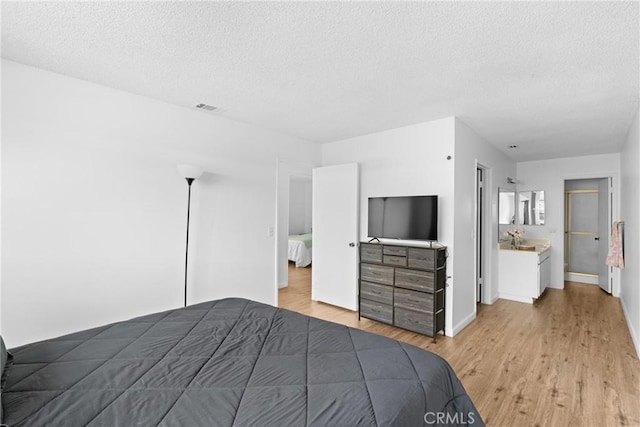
[606,222,624,269]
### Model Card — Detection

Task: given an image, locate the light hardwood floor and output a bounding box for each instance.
[279,263,640,427]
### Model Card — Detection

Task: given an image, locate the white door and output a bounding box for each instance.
[312,163,359,310]
[597,177,612,293]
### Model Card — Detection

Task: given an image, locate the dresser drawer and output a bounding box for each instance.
[395,268,434,292]
[394,288,433,313]
[407,248,435,270]
[383,255,407,266]
[358,243,447,340]
[360,299,393,324]
[383,246,407,256]
[360,244,383,263]
[360,263,394,286]
[360,281,393,305]
[394,307,433,336]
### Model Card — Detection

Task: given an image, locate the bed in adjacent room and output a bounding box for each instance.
[1,298,483,426]
[288,232,312,267]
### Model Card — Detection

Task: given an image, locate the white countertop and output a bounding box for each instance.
[498,239,551,254]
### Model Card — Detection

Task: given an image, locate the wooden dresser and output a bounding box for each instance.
[358,242,446,339]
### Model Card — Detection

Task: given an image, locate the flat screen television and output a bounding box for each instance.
[368,195,438,241]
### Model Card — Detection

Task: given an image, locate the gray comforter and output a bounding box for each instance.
[2,298,483,426]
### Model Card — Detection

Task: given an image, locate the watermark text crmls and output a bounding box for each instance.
[424,411,477,425]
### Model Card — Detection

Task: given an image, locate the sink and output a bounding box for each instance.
[498,239,551,252]
[516,245,536,251]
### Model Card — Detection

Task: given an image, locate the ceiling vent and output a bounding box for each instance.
[194,103,218,112]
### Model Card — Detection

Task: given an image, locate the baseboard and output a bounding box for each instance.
[498,293,533,304]
[620,297,640,359]
[278,282,288,289]
[564,273,599,285]
[452,311,476,336]
[488,294,500,305]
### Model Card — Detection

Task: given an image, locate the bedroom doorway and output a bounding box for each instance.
[287,175,313,285]
[275,159,315,307]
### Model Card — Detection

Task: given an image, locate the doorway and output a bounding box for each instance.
[475,165,489,304]
[285,175,313,297]
[564,178,612,293]
[275,162,359,311]
[275,159,315,307]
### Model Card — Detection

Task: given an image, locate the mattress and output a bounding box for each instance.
[288,234,312,267]
[2,298,483,426]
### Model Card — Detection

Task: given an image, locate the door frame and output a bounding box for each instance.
[275,159,316,306]
[564,187,600,285]
[474,162,492,306]
[561,172,619,297]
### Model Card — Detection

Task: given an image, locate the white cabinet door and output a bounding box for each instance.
[539,253,551,296]
[312,163,359,310]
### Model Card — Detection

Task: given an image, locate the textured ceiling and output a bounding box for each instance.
[2,1,638,161]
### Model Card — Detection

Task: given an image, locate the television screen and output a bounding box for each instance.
[368,195,438,241]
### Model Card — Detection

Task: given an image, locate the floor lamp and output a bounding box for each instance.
[177,164,204,307]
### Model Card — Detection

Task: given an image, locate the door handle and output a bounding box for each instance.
[594,237,600,241]
[349,242,356,247]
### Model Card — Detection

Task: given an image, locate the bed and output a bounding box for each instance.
[1,298,483,426]
[288,233,312,267]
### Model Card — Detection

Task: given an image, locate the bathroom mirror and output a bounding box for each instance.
[498,189,516,225]
[518,190,545,225]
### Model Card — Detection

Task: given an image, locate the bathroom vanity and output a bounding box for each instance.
[498,239,551,304]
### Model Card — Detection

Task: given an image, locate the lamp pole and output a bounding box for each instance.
[177,164,203,308]
[184,177,195,307]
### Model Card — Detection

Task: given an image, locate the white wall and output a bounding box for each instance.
[322,118,456,333]
[289,178,312,235]
[516,153,621,294]
[322,118,456,246]
[453,119,516,322]
[620,106,640,357]
[322,118,516,335]
[1,60,321,347]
